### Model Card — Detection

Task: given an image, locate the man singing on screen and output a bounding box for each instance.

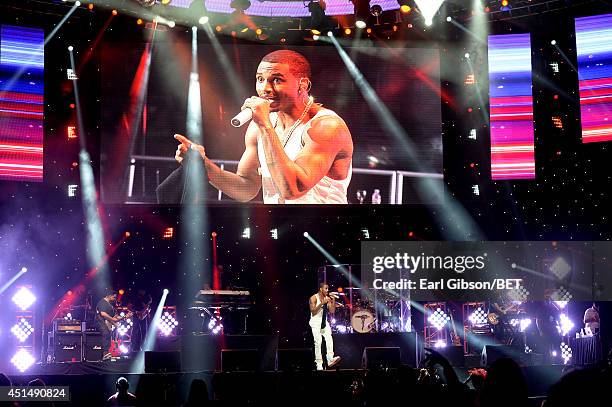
[173,50,353,204]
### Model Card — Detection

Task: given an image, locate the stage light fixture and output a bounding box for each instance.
[137,19,143,25]
[161,0,172,5]
[327,31,333,37]
[446,16,451,22]
[551,39,557,45]
[68,45,74,52]
[240,27,249,33]
[345,28,352,35]
[12,287,36,310]
[428,308,450,331]
[465,52,470,59]
[199,16,209,25]
[356,20,367,29]
[270,228,278,240]
[557,313,574,336]
[256,28,262,35]
[468,307,487,326]
[303,232,309,237]
[397,0,411,14]
[158,311,179,336]
[469,129,477,140]
[163,289,169,294]
[230,0,251,13]
[434,339,447,348]
[75,1,81,6]
[11,349,35,373]
[313,33,320,40]
[112,9,118,15]
[560,342,572,364]
[353,0,371,29]
[11,318,34,342]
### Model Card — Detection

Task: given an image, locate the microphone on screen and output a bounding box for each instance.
[231,108,253,128]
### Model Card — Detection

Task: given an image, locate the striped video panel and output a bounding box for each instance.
[488,34,535,180]
[576,14,612,143]
[0,25,44,182]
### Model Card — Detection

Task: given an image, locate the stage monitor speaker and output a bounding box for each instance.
[481,345,519,367]
[221,349,258,372]
[82,332,103,362]
[362,347,401,370]
[49,332,82,362]
[440,345,465,367]
[275,348,312,372]
[145,351,181,373]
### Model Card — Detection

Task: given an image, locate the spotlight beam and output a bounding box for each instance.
[69,48,111,295]
[130,289,169,374]
[0,267,28,294]
[202,23,247,104]
[327,35,483,240]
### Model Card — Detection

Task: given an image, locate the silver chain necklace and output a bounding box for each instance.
[273,96,314,147]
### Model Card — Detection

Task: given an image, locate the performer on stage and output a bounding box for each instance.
[129,289,152,354]
[583,302,600,334]
[173,49,354,204]
[95,289,119,361]
[309,282,342,370]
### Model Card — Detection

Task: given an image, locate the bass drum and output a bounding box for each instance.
[351,309,375,333]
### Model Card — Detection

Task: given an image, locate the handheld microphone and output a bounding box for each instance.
[231,108,252,128]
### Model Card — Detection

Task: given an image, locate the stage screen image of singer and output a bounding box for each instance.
[100,42,443,205]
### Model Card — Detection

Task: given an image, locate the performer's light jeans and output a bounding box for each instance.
[310,323,334,370]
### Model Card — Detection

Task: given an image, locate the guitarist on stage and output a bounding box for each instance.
[95,289,132,361]
[96,289,120,361]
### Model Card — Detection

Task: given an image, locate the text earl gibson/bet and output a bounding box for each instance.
[372,278,523,291]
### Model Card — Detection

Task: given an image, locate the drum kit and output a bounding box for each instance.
[335,295,403,334]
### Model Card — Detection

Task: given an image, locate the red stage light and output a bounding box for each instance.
[71,162,78,167]
[69,103,75,109]
[163,227,174,239]
[231,31,237,37]
[211,231,218,237]
[124,231,131,238]
[67,126,77,140]
[112,10,118,16]
[338,287,344,293]
[67,290,73,296]
[408,231,414,237]
[470,163,475,168]
[468,107,473,113]
[553,94,559,100]
[280,37,286,43]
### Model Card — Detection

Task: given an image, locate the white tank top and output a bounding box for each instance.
[309,294,325,326]
[257,108,352,204]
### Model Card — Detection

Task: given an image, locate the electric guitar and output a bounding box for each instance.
[104,310,133,331]
[487,303,519,325]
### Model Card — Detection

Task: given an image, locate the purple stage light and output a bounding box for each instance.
[12,287,36,310]
[11,318,34,342]
[428,308,450,331]
[158,311,179,336]
[11,348,35,372]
